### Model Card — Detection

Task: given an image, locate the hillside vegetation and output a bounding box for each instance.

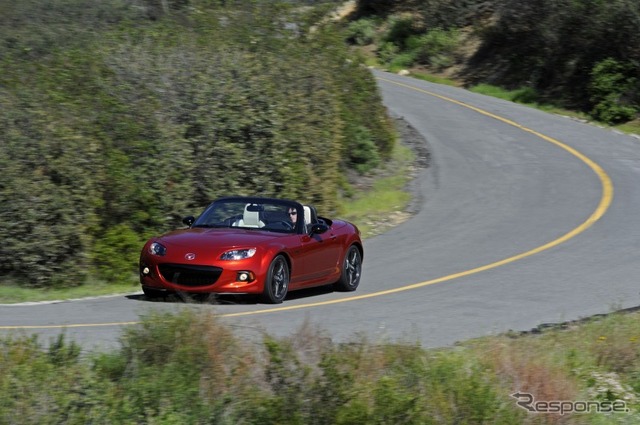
[4,0,637,291]
[346,0,640,125]
[0,0,394,289]
[2,309,639,424]
[3,3,640,423]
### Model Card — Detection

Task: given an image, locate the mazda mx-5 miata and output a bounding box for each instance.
[139,196,363,303]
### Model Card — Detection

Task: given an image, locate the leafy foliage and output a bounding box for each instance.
[346,18,378,46]
[0,312,525,424]
[4,309,640,423]
[0,0,394,288]
[470,0,640,115]
[403,28,460,69]
[350,0,640,122]
[589,58,639,124]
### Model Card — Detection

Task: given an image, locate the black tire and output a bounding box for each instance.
[334,245,362,292]
[263,255,290,304]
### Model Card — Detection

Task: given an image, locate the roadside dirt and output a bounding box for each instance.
[347,114,431,236]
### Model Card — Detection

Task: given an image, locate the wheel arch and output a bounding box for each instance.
[351,241,364,262]
[263,245,293,277]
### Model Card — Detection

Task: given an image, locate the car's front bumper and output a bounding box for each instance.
[139,259,265,294]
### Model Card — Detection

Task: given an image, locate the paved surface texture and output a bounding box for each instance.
[2,70,640,352]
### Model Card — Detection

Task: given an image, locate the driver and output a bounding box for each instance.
[287,207,298,227]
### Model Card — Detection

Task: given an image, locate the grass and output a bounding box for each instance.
[338,141,415,238]
[0,279,138,304]
[390,69,640,139]
[467,310,640,411]
[411,70,460,86]
[614,119,640,136]
[470,83,561,112]
[470,83,640,137]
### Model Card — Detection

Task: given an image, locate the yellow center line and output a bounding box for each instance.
[218,78,614,317]
[0,76,614,329]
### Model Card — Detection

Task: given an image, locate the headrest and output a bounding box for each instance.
[303,206,312,226]
[243,204,261,227]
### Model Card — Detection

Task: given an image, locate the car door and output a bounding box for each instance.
[291,229,342,287]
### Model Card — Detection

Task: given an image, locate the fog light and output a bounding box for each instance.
[142,267,150,276]
[236,271,254,282]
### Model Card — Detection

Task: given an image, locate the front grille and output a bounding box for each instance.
[159,264,223,287]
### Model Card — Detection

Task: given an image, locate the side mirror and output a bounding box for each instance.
[310,223,329,234]
[182,216,195,227]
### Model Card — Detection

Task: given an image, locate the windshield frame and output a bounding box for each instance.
[192,197,304,234]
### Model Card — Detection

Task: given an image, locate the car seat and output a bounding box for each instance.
[234,204,265,228]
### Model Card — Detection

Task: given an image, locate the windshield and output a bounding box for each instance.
[192,199,300,234]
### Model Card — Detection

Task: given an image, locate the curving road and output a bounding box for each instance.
[2,70,640,351]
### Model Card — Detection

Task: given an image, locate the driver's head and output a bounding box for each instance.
[287,207,298,224]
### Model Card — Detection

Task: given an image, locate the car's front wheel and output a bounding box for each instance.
[263,255,289,304]
[334,245,362,292]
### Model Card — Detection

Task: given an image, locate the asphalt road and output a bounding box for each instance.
[2,70,640,352]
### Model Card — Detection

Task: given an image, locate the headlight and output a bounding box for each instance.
[220,248,256,261]
[149,242,167,256]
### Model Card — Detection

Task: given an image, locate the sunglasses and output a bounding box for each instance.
[288,211,297,216]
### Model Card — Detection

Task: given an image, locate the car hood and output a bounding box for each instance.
[157,227,282,249]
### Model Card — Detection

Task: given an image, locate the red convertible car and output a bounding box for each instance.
[139,196,363,303]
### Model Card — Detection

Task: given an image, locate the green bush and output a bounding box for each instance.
[589,58,639,124]
[0,334,96,424]
[473,0,640,114]
[332,345,521,424]
[346,18,378,45]
[0,311,563,423]
[0,89,95,288]
[406,28,459,67]
[97,310,253,423]
[92,224,144,283]
[347,125,382,173]
[377,41,400,64]
[389,51,417,69]
[376,23,460,71]
[591,96,638,125]
[383,13,423,48]
[6,310,640,423]
[511,87,539,104]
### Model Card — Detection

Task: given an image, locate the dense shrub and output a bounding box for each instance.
[406,28,459,69]
[589,58,639,124]
[0,312,525,424]
[5,309,640,423]
[389,51,418,69]
[383,13,424,48]
[377,41,400,64]
[0,0,394,288]
[346,17,378,45]
[353,0,640,123]
[0,89,97,287]
[92,224,144,283]
[472,0,640,116]
[344,125,381,174]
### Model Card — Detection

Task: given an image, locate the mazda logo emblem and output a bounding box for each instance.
[185,253,196,261]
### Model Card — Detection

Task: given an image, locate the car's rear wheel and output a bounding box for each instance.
[334,245,362,291]
[263,255,289,304]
